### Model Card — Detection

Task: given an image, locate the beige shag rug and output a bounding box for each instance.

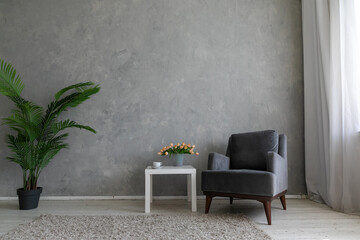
[1,214,271,240]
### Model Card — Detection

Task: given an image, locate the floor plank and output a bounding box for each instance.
[0,198,359,239]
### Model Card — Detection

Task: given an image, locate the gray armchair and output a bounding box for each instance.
[201,130,288,225]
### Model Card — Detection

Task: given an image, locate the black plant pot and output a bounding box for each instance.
[17,187,42,210]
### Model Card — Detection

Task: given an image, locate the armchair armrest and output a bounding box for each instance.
[208,152,230,170]
[267,151,288,193]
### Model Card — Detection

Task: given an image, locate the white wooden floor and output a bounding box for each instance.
[0,198,359,239]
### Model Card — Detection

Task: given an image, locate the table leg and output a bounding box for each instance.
[187,174,191,202]
[191,173,197,212]
[145,173,150,213]
[150,174,153,203]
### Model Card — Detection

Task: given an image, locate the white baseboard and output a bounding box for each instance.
[0,194,306,201]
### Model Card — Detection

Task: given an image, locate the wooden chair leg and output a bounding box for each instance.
[263,201,272,225]
[280,195,286,210]
[230,197,233,205]
[205,195,213,214]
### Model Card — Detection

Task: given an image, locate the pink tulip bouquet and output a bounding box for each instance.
[157,142,199,157]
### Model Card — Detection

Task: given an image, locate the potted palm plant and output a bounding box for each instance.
[0,59,100,210]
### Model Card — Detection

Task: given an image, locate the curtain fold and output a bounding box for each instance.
[303,0,360,213]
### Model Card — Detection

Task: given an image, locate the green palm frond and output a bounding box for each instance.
[38,148,63,169]
[8,96,44,124]
[2,116,27,136]
[48,133,69,145]
[39,145,68,169]
[3,102,43,141]
[6,135,33,170]
[20,102,43,125]
[40,101,57,136]
[55,86,100,112]
[41,85,99,133]
[0,59,24,97]
[8,96,27,106]
[51,119,96,135]
[55,82,96,101]
[37,137,68,170]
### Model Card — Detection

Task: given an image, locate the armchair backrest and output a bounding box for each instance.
[227,130,279,170]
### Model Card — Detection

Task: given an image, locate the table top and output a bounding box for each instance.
[145,165,196,174]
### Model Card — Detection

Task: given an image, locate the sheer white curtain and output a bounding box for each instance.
[303,0,360,213]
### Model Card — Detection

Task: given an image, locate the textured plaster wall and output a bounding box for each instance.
[0,0,304,196]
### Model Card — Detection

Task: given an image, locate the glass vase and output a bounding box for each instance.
[174,154,184,166]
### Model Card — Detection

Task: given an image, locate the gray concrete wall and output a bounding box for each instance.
[0,0,304,197]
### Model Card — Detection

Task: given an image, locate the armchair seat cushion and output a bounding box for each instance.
[202,169,277,197]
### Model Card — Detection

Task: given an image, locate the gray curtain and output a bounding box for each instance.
[303,0,360,213]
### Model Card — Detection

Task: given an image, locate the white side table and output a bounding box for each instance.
[145,165,197,213]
